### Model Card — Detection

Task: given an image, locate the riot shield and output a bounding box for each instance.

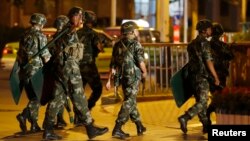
[170,64,193,108]
[30,67,44,101]
[9,60,23,105]
[12,24,70,104]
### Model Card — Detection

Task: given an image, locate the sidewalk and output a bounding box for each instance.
[0,96,212,141]
[0,67,212,141]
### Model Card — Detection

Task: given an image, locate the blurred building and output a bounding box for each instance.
[0,0,249,41]
[0,0,135,28]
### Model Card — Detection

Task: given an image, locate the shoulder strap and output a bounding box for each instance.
[120,40,135,62]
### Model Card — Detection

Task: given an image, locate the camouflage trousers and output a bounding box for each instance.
[186,78,209,122]
[44,62,93,129]
[116,79,141,124]
[22,79,40,122]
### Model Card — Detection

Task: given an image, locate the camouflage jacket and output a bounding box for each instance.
[53,31,84,65]
[17,26,51,79]
[210,38,234,77]
[110,38,145,85]
[77,26,101,64]
[187,35,213,79]
[52,30,84,79]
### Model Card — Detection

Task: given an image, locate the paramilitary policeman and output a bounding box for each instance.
[106,21,147,139]
[16,13,51,134]
[207,23,234,125]
[77,10,104,110]
[51,15,70,128]
[42,7,108,140]
[178,19,220,134]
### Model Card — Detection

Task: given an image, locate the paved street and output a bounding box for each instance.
[0,61,213,141]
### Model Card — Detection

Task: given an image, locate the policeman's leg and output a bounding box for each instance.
[28,100,41,133]
[73,106,84,126]
[43,120,62,140]
[198,101,209,133]
[81,65,103,110]
[130,106,146,136]
[112,121,130,139]
[25,82,41,133]
[88,74,103,110]
[72,94,108,139]
[198,111,209,134]
[178,94,198,134]
[24,82,41,133]
[128,82,146,136]
[112,95,131,139]
[16,81,29,133]
[43,104,63,140]
[55,106,67,128]
[43,84,66,140]
[131,108,147,136]
[70,80,108,139]
[198,84,210,133]
[207,102,216,125]
[112,107,129,139]
[16,108,29,134]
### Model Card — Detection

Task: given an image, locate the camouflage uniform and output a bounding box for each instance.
[16,13,50,134]
[53,15,69,128]
[185,35,212,120]
[77,13,103,110]
[111,39,144,123]
[178,19,216,134]
[110,21,147,139]
[43,28,92,131]
[42,7,108,140]
[207,23,234,124]
[40,15,70,129]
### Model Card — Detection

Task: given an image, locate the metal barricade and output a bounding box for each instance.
[139,42,250,96]
[141,43,188,96]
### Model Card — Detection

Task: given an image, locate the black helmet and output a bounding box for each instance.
[67,6,83,19]
[121,21,138,34]
[196,19,212,32]
[84,10,97,25]
[30,13,46,25]
[212,23,224,36]
[53,15,69,30]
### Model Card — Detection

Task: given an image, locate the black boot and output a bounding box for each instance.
[56,114,67,128]
[30,121,41,133]
[16,113,27,134]
[85,123,108,139]
[201,120,209,134]
[112,122,130,139]
[43,130,62,140]
[74,114,84,127]
[73,107,85,127]
[135,121,146,136]
[16,108,29,134]
[178,114,191,134]
[207,104,215,126]
[43,121,62,140]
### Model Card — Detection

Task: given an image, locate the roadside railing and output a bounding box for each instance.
[140,43,188,96]
[139,42,250,96]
